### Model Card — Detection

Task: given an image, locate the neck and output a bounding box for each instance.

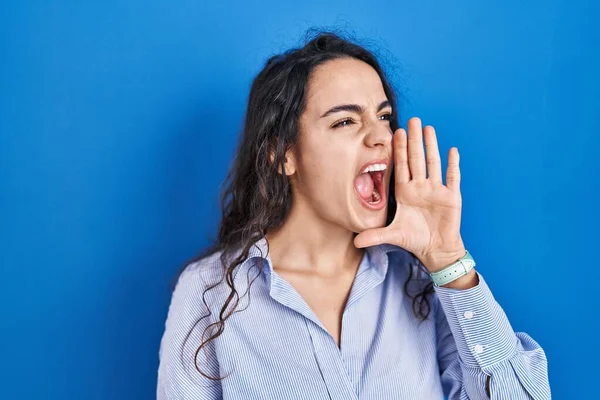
[265,198,364,278]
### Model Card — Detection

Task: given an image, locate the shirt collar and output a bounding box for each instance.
[240,236,405,279]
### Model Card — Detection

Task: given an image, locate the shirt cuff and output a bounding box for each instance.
[433,270,520,371]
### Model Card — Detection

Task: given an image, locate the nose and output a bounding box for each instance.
[364,119,393,148]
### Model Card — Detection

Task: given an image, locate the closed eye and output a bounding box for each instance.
[331,113,392,129]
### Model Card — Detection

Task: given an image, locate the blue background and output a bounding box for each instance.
[1,1,597,398]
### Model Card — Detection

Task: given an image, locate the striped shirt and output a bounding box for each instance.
[157,237,551,399]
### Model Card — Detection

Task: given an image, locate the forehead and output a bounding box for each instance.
[304,57,387,113]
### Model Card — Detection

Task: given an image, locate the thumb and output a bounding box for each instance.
[353,227,393,249]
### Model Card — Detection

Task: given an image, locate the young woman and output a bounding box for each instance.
[157,31,551,399]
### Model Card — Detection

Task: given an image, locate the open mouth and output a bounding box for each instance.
[354,169,386,209]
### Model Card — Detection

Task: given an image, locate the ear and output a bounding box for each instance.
[268,141,296,176]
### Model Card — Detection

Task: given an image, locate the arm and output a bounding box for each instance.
[434,270,551,399]
[157,266,223,400]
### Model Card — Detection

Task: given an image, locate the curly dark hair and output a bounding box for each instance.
[172,28,435,380]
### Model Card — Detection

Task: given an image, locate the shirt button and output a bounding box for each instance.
[474,344,484,354]
[463,311,475,319]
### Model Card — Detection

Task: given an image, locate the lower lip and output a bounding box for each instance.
[354,179,387,211]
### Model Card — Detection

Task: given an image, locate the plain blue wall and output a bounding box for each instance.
[1,1,598,398]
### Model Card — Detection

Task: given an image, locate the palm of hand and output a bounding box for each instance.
[354,117,466,272]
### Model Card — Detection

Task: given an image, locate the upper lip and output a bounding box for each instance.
[357,158,390,176]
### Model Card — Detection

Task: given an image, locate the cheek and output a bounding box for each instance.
[301,160,353,205]
[296,139,355,199]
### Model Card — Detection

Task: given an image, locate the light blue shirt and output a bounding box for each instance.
[157,237,551,399]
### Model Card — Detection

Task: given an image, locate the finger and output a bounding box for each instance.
[353,227,393,249]
[423,125,442,183]
[393,128,410,183]
[446,147,461,193]
[407,117,426,181]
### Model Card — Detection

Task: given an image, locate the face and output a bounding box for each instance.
[283,57,394,233]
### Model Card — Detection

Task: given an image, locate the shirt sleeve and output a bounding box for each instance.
[433,270,551,399]
[157,265,223,400]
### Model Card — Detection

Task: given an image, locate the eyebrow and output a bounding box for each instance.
[319,100,392,118]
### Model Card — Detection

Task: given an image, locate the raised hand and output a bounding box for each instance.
[353,117,467,273]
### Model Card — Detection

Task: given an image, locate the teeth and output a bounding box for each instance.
[362,163,387,174]
[369,187,381,203]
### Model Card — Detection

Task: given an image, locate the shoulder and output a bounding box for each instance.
[159,251,229,369]
[158,252,225,398]
[169,245,261,318]
[170,251,229,315]
[180,251,226,283]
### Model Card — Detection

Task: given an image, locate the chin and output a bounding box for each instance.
[352,206,388,232]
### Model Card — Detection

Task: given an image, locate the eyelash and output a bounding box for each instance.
[331,113,392,129]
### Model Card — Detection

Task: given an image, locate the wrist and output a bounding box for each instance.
[423,247,467,273]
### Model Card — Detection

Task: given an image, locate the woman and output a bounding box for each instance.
[157,30,551,399]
